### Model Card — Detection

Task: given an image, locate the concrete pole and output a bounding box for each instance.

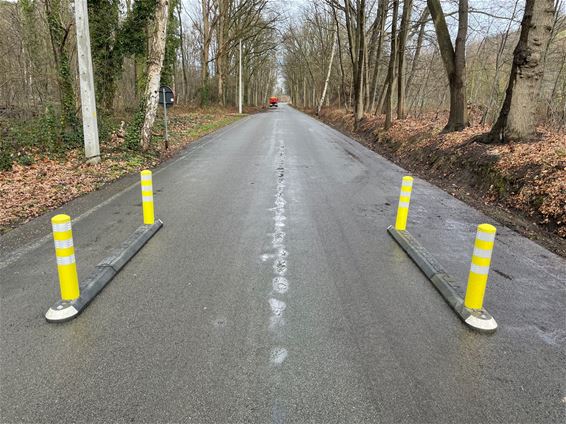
[239,39,242,114]
[74,0,100,163]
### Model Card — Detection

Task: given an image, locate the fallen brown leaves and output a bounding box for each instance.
[315,108,566,240]
[0,106,245,232]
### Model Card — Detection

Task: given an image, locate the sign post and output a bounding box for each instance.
[162,87,168,145]
[158,86,174,149]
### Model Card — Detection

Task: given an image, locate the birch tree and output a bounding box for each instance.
[318,30,338,115]
[141,0,170,151]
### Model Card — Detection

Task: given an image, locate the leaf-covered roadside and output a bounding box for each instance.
[311,108,566,255]
[0,107,244,233]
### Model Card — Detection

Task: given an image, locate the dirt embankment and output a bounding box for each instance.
[0,106,252,233]
[309,108,566,257]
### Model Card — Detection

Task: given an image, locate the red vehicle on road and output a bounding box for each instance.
[269,96,278,108]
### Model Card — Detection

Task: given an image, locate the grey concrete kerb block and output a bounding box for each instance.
[45,220,163,323]
[387,226,497,333]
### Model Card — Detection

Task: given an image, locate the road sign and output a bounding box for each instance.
[158,86,174,108]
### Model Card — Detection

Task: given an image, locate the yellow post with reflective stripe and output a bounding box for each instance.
[51,214,80,301]
[140,170,155,225]
[394,176,414,231]
[464,223,497,310]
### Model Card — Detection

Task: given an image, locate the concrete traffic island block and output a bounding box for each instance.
[387,227,497,333]
[46,169,163,323]
[387,176,497,333]
[45,220,163,323]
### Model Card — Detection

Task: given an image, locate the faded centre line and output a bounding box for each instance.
[259,119,290,422]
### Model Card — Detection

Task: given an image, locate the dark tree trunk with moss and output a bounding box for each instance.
[160,0,180,87]
[44,0,80,144]
[396,0,413,120]
[427,0,469,132]
[88,0,121,112]
[488,0,555,142]
[384,0,398,129]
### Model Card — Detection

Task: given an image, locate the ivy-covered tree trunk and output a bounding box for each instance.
[161,0,180,87]
[201,0,211,105]
[488,0,555,142]
[88,0,121,112]
[44,0,80,143]
[140,0,169,151]
[19,0,47,103]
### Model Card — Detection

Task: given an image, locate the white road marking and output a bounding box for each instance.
[269,298,286,316]
[273,277,289,294]
[270,347,288,366]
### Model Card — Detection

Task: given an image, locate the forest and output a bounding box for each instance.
[0,0,279,161]
[0,0,564,246]
[282,1,565,135]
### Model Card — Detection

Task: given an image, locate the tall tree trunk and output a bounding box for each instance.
[370,0,388,113]
[201,0,210,105]
[397,0,413,119]
[333,8,347,109]
[384,0,399,129]
[488,0,555,142]
[177,3,189,103]
[216,0,228,105]
[353,0,366,127]
[480,1,518,125]
[140,0,169,151]
[406,7,429,103]
[318,31,338,115]
[427,0,469,132]
[45,0,78,137]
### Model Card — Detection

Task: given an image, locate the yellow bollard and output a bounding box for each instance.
[51,214,80,301]
[394,176,414,231]
[464,223,497,310]
[140,170,155,225]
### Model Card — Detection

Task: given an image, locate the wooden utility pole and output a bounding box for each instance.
[74,0,100,163]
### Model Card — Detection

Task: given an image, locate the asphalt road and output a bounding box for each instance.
[1,105,565,423]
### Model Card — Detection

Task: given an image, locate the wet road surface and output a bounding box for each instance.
[1,105,565,423]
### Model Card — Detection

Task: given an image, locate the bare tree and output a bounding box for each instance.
[487,0,556,142]
[318,30,338,115]
[384,0,399,129]
[397,0,413,119]
[427,0,469,132]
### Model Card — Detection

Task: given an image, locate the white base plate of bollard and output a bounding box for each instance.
[45,302,79,322]
[458,305,498,332]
